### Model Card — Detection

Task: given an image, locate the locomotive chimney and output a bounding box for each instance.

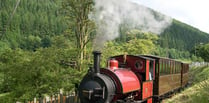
[93,51,101,74]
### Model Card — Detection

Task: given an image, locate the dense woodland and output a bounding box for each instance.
[0,0,209,102]
[160,20,209,51]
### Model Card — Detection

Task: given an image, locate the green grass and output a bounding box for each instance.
[164,66,209,103]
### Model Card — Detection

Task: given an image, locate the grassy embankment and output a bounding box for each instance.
[165,65,209,103]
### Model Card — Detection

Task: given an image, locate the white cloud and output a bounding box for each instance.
[132,0,209,33]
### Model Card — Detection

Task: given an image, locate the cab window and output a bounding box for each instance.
[149,60,154,80]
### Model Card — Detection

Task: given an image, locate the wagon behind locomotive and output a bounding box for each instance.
[142,55,189,101]
[181,63,189,87]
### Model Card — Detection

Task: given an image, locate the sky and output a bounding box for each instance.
[131,0,209,33]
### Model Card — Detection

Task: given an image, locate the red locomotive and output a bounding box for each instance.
[78,51,189,103]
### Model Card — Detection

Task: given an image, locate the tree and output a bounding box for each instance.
[101,32,158,66]
[124,31,158,55]
[0,47,85,102]
[62,0,95,70]
[196,43,209,62]
[20,35,41,51]
[124,38,156,55]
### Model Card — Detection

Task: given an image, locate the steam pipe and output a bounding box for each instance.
[93,51,101,74]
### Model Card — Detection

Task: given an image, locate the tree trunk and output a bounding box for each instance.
[79,41,84,71]
[62,0,94,70]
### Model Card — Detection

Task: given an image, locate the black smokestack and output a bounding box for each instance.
[93,51,101,74]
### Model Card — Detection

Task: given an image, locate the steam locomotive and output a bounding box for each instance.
[78,51,189,103]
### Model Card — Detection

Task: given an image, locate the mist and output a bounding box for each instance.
[91,0,172,50]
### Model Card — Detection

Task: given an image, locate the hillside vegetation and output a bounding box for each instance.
[0,0,209,102]
[0,0,67,51]
[160,20,209,51]
[165,65,209,103]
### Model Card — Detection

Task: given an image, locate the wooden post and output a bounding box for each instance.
[34,98,36,103]
[50,95,53,103]
[58,94,60,103]
[63,96,66,103]
[60,94,63,103]
[43,98,46,103]
[39,97,43,103]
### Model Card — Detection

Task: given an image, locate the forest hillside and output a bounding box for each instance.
[0,0,209,102]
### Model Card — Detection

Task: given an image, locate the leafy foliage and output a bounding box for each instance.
[0,47,85,101]
[101,32,158,66]
[195,43,209,62]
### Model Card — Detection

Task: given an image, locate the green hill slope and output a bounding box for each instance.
[0,0,67,50]
[160,19,209,51]
[1,0,209,53]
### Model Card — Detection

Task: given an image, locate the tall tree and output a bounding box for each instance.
[62,0,95,70]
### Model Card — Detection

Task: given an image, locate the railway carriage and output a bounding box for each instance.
[141,55,183,101]
[181,63,189,87]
